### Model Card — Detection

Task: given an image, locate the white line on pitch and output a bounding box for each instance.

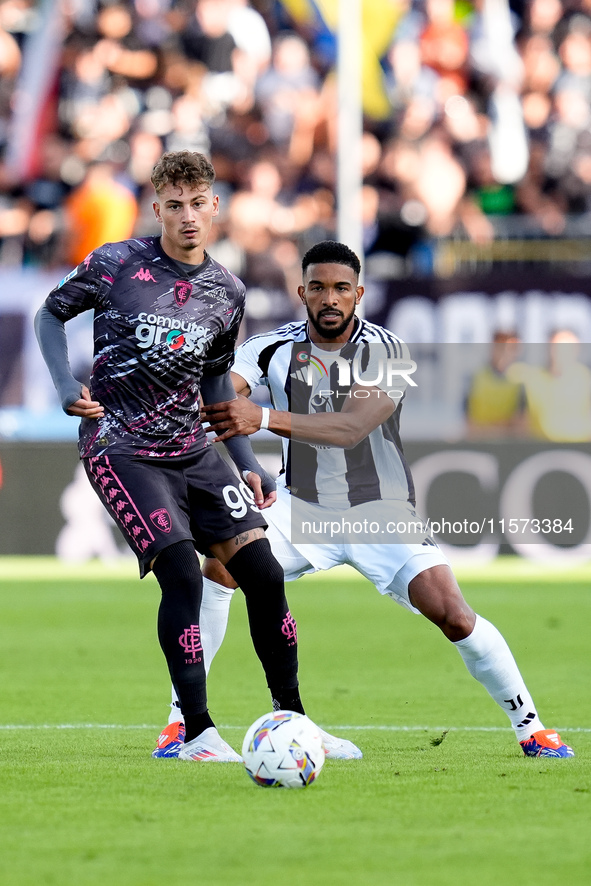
[0,724,589,733]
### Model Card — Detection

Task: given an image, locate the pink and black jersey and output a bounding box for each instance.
[46,237,245,459]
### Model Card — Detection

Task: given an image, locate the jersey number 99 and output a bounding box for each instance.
[222,482,259,518]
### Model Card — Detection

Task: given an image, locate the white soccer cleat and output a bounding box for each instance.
[320,728,363,760]
[178,727,242,763]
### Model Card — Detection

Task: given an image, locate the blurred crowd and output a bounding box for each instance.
[2,0,591,302]
[465,328,591,441]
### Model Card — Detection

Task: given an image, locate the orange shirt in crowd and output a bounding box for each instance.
[64,164,138,266]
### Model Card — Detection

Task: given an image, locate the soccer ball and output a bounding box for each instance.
[242,710,325,788]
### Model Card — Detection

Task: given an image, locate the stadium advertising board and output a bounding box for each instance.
[366,268,591,345]
[1,440,589,564]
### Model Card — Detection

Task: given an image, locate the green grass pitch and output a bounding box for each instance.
[0,556,589,886]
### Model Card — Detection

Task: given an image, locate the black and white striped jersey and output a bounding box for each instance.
[233,317,416,508]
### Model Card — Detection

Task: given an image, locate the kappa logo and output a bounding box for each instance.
[174,280,192,306]
[150,508,172,533]
[131,267,157,282]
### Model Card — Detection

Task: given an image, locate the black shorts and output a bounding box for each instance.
[84,446,267,577]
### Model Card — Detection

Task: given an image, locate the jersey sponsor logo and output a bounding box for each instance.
[150,507,172,532]
[135,313,213,355]
[166,330,185,350]
[131,267,157,282]
[174,280,192,306]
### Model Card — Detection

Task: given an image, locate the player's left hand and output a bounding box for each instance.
[242,471,277,509]
[201,397,263,440]
[66,385,105,419]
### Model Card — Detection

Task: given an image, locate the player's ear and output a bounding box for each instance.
[355,285,364,304]
[297,284,306,303]
[212,194,220,216]
[153,201,162,223]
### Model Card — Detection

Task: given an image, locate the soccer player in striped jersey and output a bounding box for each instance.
[155,240,574,761]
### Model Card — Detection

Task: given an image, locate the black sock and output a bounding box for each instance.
[224,539,302,710]
[272,689,305,715]
[152,540,211,741]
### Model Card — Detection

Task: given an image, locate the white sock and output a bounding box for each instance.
[453,614,544,742]
[200,576,236,673]
[167,577,235,726]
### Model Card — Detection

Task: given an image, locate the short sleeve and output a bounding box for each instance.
[231,335,267,392]
[45,244,120,321]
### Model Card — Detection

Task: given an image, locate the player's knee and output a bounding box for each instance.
[409,566,475,640]
[225,538,285,593]
[439,605,476,641]
[153,540,202,596]
[202,556,238,589]
[418,601,474,641]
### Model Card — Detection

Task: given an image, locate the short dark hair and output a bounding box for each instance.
[151,151,215,194]
[301,240,361,278]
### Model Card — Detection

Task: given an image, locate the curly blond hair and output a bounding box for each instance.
[151,151,215,194]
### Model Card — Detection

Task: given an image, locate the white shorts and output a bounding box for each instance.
[263,487,450,614]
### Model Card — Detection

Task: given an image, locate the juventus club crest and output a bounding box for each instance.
[174,280,192,306]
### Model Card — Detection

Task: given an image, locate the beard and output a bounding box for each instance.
[306,304,356,339]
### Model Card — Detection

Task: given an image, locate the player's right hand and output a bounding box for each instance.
[66,385,105,419]
[201,397,261,439]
